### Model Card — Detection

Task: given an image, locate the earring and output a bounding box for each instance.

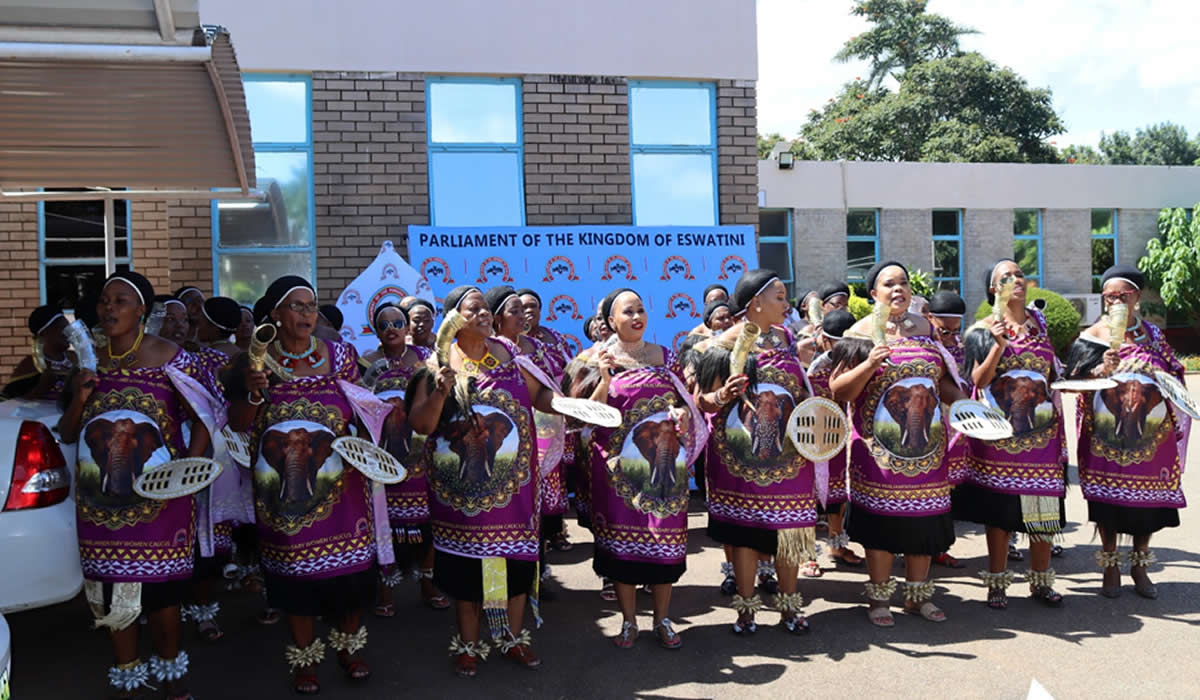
[755,305,762,313]
[274,320,282,328]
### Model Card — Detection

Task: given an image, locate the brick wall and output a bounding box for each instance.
[0,200,41,366]
[1042,209,1091,296]
[522,76,631,226]
[166,199,214,294]
[1117,208,1159,269]
[963,209,1015,312]
[879,209,933,276]
[131,200,171,295]
[791,209,847,292]
[717,80,759,230]
[311,71,429,303]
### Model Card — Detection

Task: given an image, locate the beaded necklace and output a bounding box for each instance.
[107,328,145,370]
[456,344,500,375]
[274,337,326,371]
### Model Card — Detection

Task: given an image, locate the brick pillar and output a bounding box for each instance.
[716,80,758,230]
[522,75,631,225]
[963,209,1015,313]
[792,209,847,292]
[167,199,214,293]
[879,209,933,275]
[1042,209,1091,296]
[312,71,429,302]
[1117,208,1160,268]
[0,200,40,369]
[131,200,171,295]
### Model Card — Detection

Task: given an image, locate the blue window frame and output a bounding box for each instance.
[38,192,133,310]
[932,209,963,293]
[758,209,793,297]
[1014,209,1043,287]
[629,81,718,226]
[1091,209,1118,293]
[846,209,879,286]
[211,74,316,306]
[426,77,524,226]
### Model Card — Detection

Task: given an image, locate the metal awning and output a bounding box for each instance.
[0,3,255,191]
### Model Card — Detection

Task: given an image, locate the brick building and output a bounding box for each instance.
[0,0,759,370]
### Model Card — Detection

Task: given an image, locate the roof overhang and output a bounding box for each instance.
[0,9,255,192]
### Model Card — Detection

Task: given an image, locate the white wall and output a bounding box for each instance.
[200,0,757,79]
[759,161,1200,210]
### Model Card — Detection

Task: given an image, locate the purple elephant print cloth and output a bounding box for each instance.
[1076,323,1189,511]
[521,334,568,516]
[587,347,704,569]
[372,345,433,539]
[849,337,953,518]
[807,351,849,505]
[941,343,972,486]
[969,309,1066,497]
[424,347,541,561]
[706,326,818,531]
[76,349,218,583]
[251,339,380,580]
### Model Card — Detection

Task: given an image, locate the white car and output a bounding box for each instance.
[0,399,82,614]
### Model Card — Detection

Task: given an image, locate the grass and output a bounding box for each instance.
[430,452,517,497]
[620,456,688,502]
[874,421,945,459]
[254,468,340,515]
[1092,410,1165,450]
[1181,355,1200,373]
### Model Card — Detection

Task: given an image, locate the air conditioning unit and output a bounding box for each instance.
[1061,294,1102,325]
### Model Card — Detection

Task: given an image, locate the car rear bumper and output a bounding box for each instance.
[0,498,82,614]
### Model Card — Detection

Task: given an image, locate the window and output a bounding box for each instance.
[1013,209,1042,287]
[931,210,962,293]
[846,209,879,287]
[758,210,793,297]
[212,75,315,306]
[629,82,717,226]
[1091,209,1118,293]
[39,193,132,310]
[427,77,524,226]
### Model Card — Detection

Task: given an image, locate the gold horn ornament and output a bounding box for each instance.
[729,321,761,376]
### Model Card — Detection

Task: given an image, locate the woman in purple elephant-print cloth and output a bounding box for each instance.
[359,301,450,617]
[830,261,967,629]
[407,285,567,678]
[229,275,387,695]
[567,288,705,650]
[59,270,218,700]
[1065,264,1190,600]
[957,259,1068,610]
[693,268,820,637]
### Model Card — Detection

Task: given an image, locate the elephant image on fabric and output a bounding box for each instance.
[1096,375,1166,450]
[380,396,413,464]
[260,427,336,507]
[724,383,795,464]
[620,412,688,508]
[875,377,943,458]
[987,370,1052,435]
[445,411,515,485]
[83,417,164,499]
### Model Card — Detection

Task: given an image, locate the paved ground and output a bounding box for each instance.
[8,379,1200,699]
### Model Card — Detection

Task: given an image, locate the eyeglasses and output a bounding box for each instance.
[934,327,960,337]
[1102,291,1137,304]
[282,302,319,314]
[376,319,407,331]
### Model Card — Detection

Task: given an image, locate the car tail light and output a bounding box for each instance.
[4,421,70,511]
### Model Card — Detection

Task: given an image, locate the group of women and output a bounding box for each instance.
[7,256,1190,697]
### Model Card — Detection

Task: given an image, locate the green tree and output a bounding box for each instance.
[758,132,786,160]
[1140,206,1200,326]
[1067,122,1200,166]
[800,54,1062,162]
[834,0,978,88]
[1061,144,1104,164]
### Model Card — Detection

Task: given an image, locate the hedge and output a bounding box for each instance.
[974,286,1081,358]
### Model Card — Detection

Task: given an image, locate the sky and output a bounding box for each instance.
[756,0,1200,149]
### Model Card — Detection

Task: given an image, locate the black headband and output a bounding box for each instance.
[731,268,780,315]
[703,299,730,327]
[1101,264,1144,291]
[399,296,434,315]
[928,290,966,316]
[443,285,482,313]
[203,296,243,333]
[103,270,154,321]
[865,260,908,296]
[601,288,639,331]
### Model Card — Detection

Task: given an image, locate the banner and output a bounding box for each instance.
[335,240,436,356]
[408,226,758,355]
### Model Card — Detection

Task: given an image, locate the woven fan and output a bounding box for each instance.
[332,436,407,484]
[948,399,1013,441]
[1050,378,1117,393]
[785,397,850,462]
[134,458,223,501]
[220,426,252,467]
[1154,371,1200,420]
[550,396,621,428]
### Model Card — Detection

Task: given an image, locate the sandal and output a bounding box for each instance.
[799,560,822,579]
[419,569,452,610]
[1030,586,1064,607]
[987,587,1008,610]
[1050,544,1065,558]
[934,552,965,569]
[905,601,946,623]
[256,607,282,625]
[549,532,573,552]
[502,641,541,669]
[832,548,865,566]
[600,579,617,602]
[867,604,894,628]
[654,618,682,649]
[294,669,320,695]
[454,653,478,678]
[337,653,371,681]
[1007,545,1024,562]
[613,620,638,648]
[373,603,395,618]
[197,619,223,642]
[781,612,810,635]
[732,612,757,635]
[720,573,737,596]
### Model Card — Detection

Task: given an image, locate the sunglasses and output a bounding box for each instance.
[376,319,407,331]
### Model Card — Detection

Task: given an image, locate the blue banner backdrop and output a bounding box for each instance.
[408,226,758,356]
